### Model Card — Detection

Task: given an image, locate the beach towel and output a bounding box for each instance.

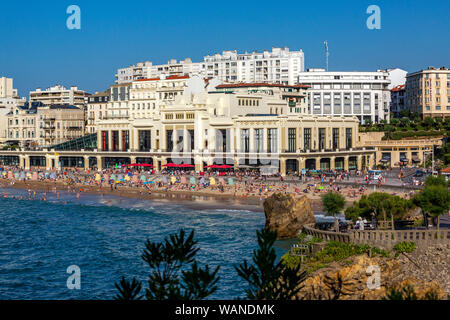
[180,176,187,184]
[227,178,234,186]
[140,175,147,182]
[32,172,38,181]
[170,176,177,184]
[190,177,197,185]
[209,177,216,185]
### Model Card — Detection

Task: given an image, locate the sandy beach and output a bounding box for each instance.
[0,175,417,213]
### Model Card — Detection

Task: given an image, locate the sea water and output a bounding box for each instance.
[0,188,268,300]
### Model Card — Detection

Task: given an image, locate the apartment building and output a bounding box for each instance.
[405,67,450,119]
[86,90,110,134]
[0,77,18,98]
[37,105,85,147]
[6,104,39,148]
[204,47,304,85]
[298,69,391,124]
[29,85,89,109]
[115,59,203,84]
[390,84,406,118]
[115,47,304,85]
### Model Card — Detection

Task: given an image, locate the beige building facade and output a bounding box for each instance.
[95,83,374,173]
[405,67,450,119]
[359,132,443,167]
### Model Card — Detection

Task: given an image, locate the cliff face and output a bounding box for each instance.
[296,244,449,300]
[264,193,315,240]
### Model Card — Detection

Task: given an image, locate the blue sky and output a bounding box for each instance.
[0,0,449,97]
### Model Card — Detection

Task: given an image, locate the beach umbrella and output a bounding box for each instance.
[218,165,233,169]
[190,177,197,184]
[180,164,195,169]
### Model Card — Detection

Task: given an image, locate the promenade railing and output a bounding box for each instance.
[303,223,450,250]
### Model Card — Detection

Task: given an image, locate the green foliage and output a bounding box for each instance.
[425,175,448,188]
[384,284,440,300]
[280,253,303,270]
[236,229,306,300]
[413,185,450,219]
[114,229,220,300]
[393,241,416,256]
[345,192,413,222]
[302,241,390,273]
[322,192,346,217]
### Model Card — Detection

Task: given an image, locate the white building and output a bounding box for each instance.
[386,68,408,89]
[29,85,89,109]
[115,59,204,84]
[0,77,26,143]
[115,47,305,85]
[203,47,304,85]
[298,69,391,124]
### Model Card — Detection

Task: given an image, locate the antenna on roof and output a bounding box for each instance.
[324,41,329,71]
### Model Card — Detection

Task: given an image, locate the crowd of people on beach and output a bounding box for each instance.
[0,165,418,203]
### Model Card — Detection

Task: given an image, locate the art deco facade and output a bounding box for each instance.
[95,82,374,173]
[405,67,450,119]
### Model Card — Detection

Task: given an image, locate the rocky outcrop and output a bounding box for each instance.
[296,244,449,300]
[264,193,315,239]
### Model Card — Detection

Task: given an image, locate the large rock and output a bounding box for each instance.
[296,251,447,300]
[264,193,315,239]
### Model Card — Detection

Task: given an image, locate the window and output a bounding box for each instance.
[318,128,325,150]
[304,128,311,150]
[288,128,296,152]
[333,128,339,150]
[267,129,278,153]
[166,130,173,151]
[254,129,264,153]
[345,128,352,149]
[241,129,250,153]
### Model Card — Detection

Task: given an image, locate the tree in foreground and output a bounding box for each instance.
[413,184,450,230]
[114,229,220,300]
[321,192,346,232]
[235,228,306,300]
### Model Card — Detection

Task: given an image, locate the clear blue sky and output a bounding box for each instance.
[0,0,449,97]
